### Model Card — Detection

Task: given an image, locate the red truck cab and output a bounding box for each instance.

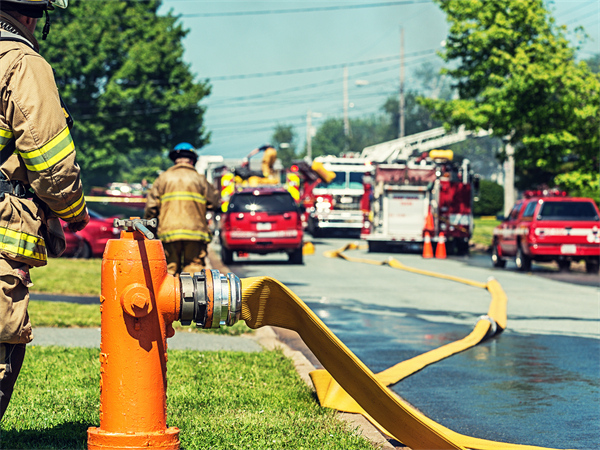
[492,192,600,272]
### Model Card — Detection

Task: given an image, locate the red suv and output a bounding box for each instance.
[220,187,304,264]
[492,194,600,272]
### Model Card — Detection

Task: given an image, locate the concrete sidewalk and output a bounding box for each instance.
[30,327,263,352]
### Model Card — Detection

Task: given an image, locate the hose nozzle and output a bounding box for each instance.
[179,270,241,328]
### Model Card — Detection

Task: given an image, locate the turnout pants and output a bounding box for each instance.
[0,257,33,421]
[0,343,26,421]
[163,240,208,275]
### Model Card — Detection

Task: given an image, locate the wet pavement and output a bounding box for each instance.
[223,237,600,449]
[305,300,600,449]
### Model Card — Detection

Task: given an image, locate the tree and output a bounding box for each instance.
[271,124,297,167]
[44,0,210,187]
[421,0,600,190]
[585,53,600,74]
[382,91,443,139]
[308,116,390,158]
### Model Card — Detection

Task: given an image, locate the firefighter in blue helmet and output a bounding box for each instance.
[144,143,220,275]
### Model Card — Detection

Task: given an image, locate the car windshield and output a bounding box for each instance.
[316,171,346,189]
[228,192,297,213]
[538,201,599,221]
[348,172,365,189]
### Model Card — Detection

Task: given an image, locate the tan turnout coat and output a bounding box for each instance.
[144,163,220,243]
[1,13,87,344]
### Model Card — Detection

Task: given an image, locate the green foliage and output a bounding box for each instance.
[44,0,210,188]
[422,0,600,189]
[309,115,390,158]
[585,53,600,74]
[473,179,504,216]
[555,171,600,204]
[272,124,298,167]
[0,347,373,450]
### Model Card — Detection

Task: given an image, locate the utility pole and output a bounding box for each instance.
[343,66,350,152]
[398,26,405,138]
[503,140,516,217]
[306,109,313,162]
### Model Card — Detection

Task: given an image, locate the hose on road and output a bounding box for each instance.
[239,243,566,450]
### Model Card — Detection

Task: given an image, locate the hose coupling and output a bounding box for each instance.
[476,314,498,339]
[179,269,241,328]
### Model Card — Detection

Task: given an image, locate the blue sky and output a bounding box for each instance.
[158,1,600,159]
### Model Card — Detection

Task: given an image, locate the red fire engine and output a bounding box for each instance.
[360,149,478,255]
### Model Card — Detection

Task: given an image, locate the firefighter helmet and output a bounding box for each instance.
[0,0,68,17]
[169,142,198,164]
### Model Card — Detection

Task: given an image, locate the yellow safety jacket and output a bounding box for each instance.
[144,163,220,243]
[0,12,88,267]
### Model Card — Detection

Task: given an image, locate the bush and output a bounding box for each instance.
[474,179,504,216]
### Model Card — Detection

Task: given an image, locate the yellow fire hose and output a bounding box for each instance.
[240,243,569,450]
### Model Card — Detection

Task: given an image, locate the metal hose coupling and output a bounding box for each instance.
[179,270,242,328]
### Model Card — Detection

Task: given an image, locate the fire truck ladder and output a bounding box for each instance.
[360,126,491,163]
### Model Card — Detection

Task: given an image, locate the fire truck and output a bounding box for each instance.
[304,155,373,237]
[360,149,478,254]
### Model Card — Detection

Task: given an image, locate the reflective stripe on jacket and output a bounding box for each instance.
[144,163,220,243]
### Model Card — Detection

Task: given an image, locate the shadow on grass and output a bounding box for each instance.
[0,421,90,449]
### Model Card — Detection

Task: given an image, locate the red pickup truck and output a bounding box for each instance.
[492,192,600,273]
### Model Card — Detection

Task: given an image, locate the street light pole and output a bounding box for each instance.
[399,26,405,138]
[343,66,350,150]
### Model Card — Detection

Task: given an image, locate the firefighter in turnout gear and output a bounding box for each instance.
[0,0,89,420]
[144,143,220,275]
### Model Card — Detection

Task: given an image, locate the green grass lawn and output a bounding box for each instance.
[0,347,375,450]
[471,217,500,250]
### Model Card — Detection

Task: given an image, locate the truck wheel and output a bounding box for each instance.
[491,242,506,268]
[288,246,303,264]
[221,246,234,265]
[515,246,531,271]
[557,259,571,272]
[308,218,321,237]
[585,259,599,274]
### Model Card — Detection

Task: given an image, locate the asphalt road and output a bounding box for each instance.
[217,236,600,450]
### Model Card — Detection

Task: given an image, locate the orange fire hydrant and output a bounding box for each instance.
[87,218,241,450]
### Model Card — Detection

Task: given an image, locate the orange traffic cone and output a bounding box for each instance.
[435,232,447,259]
[422,232,433,258]
[425,212,434,232]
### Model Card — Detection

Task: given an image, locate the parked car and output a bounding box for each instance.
[220,187,304,264]
[492,192,600,272]
[63,209,120,258]
[62,229,85,258]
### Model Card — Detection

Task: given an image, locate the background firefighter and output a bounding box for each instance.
[0,0,89,420]
[242,144,278,179]
[144,143,220,275]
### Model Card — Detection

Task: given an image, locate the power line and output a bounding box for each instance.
[179,1,432,18]
[208,52,438,106]
[207,49,436,81]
